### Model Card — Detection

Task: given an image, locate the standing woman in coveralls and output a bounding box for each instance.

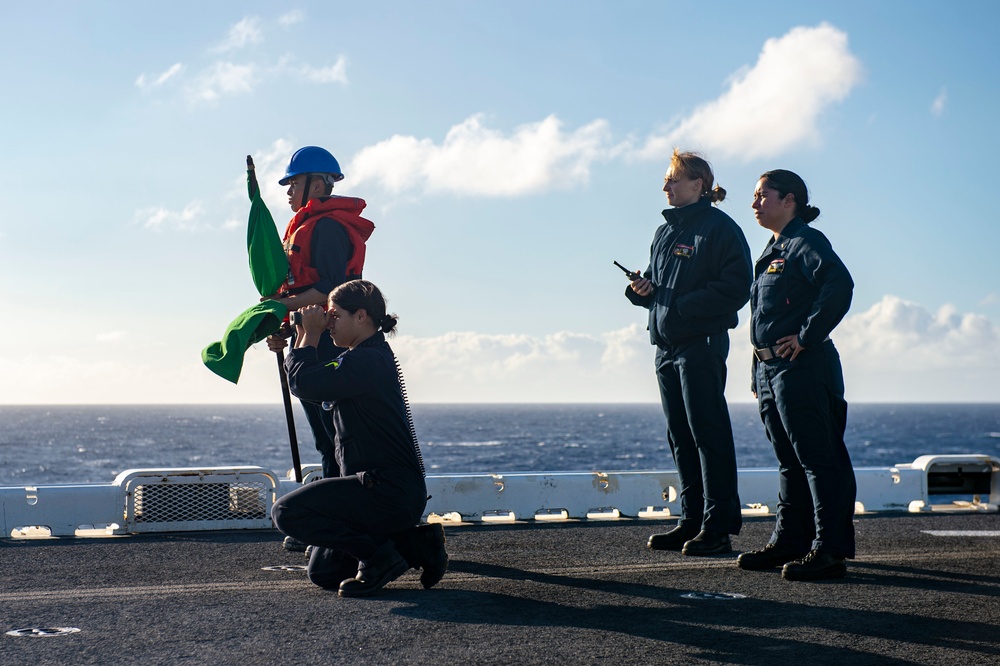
[738,170,857,581]
[626,150,752,556]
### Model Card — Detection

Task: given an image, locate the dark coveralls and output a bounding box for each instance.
[271,332,427,588]
[289,219,353,478]
[751,217,856,558]
[627,197,752,535]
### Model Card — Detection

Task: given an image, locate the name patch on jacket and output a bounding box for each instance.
[766,259,785,274]
[673,244,694,259]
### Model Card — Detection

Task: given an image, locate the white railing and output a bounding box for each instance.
[1,455,996,538]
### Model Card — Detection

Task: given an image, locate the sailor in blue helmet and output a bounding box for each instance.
[266,148,373,552]
[625,150,752,557]
[266,149,447,586]
[738,169,856,581]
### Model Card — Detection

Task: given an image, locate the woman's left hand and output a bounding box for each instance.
[295,304,329,337]
[775,334,805,361]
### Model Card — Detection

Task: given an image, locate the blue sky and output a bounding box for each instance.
[2,1,998,404]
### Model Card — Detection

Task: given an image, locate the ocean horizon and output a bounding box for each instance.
[1,402,998,486]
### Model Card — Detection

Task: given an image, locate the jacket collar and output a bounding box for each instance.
[776,217,805,240]
[661,197,711,225]
[355,330,386,350]
[770,217,806,247]
[762,217,806,256]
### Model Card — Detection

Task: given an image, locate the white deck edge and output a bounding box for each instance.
[2,454,997,538]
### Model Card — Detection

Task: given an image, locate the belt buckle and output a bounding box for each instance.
[754,346,777,361]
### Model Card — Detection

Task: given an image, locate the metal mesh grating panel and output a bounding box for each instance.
[134,481,268,523]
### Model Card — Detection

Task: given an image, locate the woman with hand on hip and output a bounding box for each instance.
[738,169,856,581]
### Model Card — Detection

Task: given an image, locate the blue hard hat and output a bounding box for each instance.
[278,146,345,185]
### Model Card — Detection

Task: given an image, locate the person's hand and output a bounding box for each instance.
[265,334,288,353]
[630,276,655,297]
[295,304,329,336]
[775,334,805,361]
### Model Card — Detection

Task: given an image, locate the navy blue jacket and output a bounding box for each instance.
[285,332,424,482]
[627,198,752,346]
[750,218,854,349]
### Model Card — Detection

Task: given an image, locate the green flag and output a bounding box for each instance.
[246,155,288,297]
[201,155,290,383]
[201,300,288,383]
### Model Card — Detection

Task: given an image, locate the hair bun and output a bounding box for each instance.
[801,204,821,223]
[380,313,399,335]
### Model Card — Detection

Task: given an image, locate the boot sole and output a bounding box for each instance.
[782,563,848,581]
[737,551,808,571]
[338,558,409,598]
[682,544,733,557]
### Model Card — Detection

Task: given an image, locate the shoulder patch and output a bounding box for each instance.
[766,259,785,274]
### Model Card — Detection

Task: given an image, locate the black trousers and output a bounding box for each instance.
[755,340,856,558]
[271,469,426,588]
[654,333,742,535]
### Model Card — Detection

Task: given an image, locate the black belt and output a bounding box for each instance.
[755,337,830,361]
[753,345,782,361]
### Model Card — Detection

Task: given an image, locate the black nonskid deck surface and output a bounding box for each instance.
[2,513,999,665]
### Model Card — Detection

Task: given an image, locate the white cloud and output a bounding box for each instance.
[177,56,345,105]
[96,331,128,343]
[278,10,304,26]
[834,295,1000,401]
[212,17,264,53]
[390,324,657,402]
[135,17,345,105]
[0,352,271,405]
[3,295,999,404]
[186,61,258,103]
[345,23,861,197]
[385,295,1000,404]
[244,138,296,209]
[636,23,862,161]
[133,139,292,238]
[136,202,205,232]
[837,295,999,368]
[135,63,183,90]
[931,88,947,117]
[349,114,613,196]
[301,57,348,84]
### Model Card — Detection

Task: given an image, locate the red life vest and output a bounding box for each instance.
[281,196,375,295]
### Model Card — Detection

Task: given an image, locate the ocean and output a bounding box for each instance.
[1,403,999,486]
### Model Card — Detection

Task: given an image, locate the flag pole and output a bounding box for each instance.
[247,154,303,483]
[275,345,303,483]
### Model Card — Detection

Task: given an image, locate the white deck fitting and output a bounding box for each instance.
[1,454,997,538]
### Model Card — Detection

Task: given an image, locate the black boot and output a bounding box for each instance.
[782,550,847,581]
[393,523,449,589]
[681,530,732,556]
[306,547,360,590]
[647,524,699,551]
[338,541,409,598]
[737,543,808,571]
